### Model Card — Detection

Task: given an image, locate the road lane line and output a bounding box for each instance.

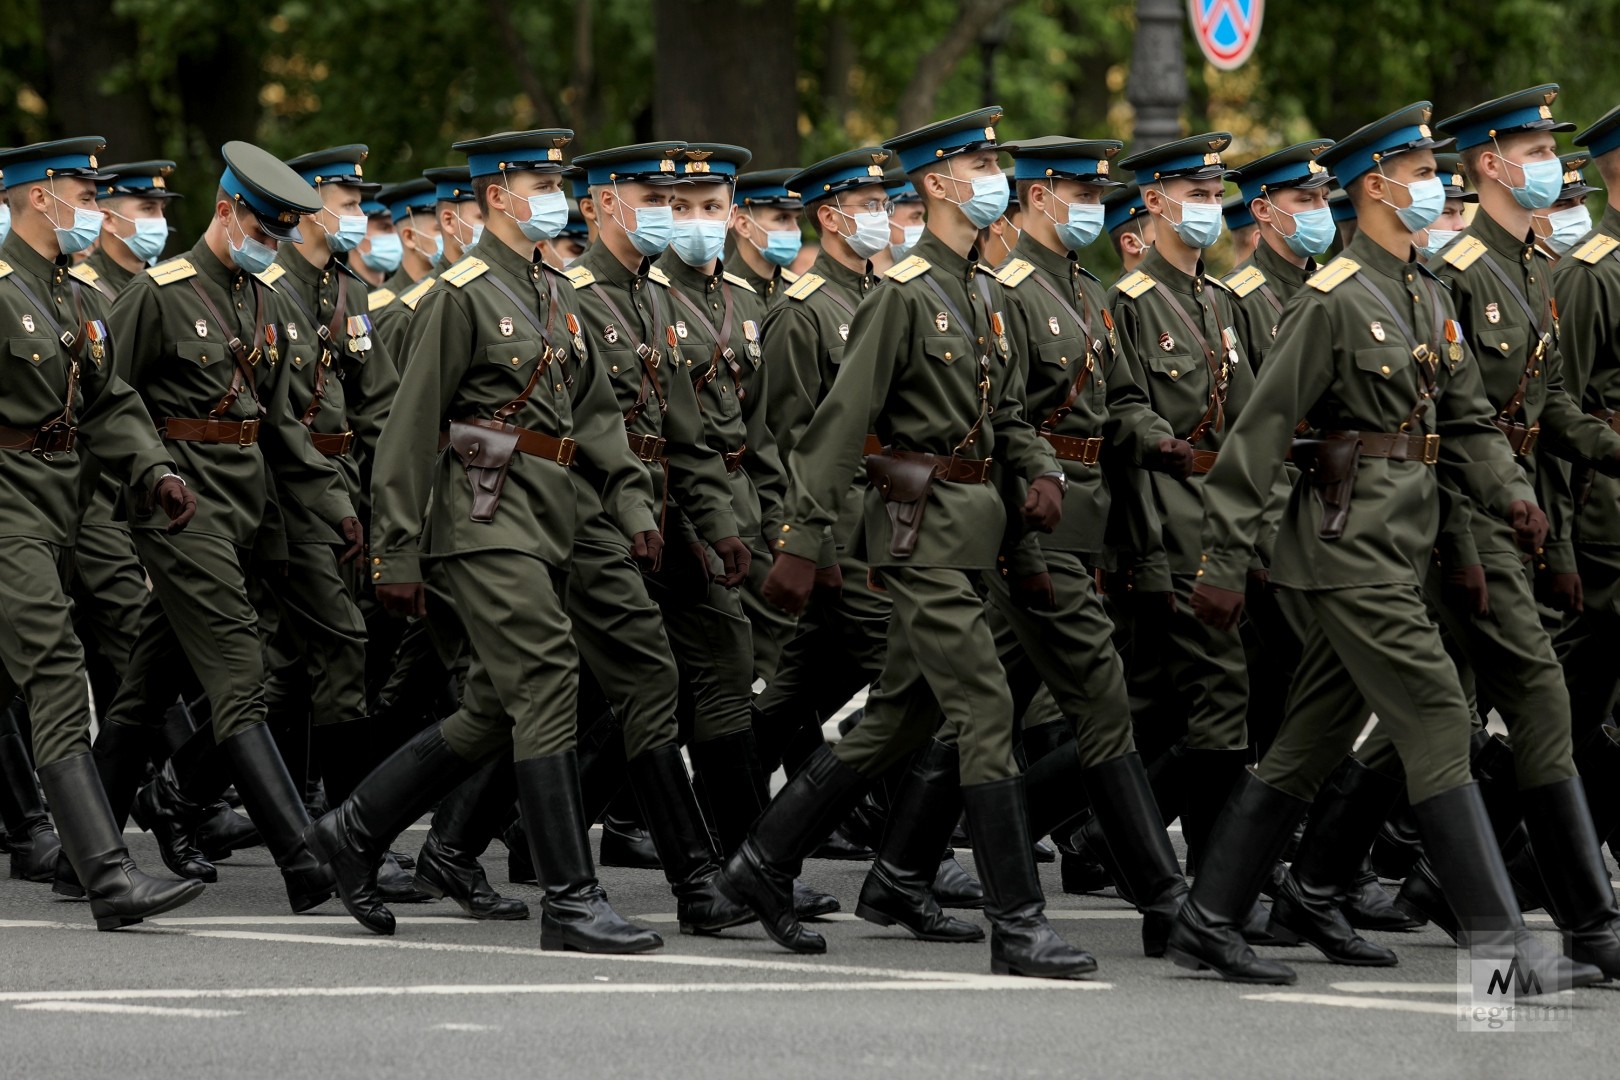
[14,1001,242,1018]
[1243,992,1457,1015]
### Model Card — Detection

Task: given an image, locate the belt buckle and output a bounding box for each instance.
[1521,424,1540,456]
[239,419,260,446]
[556,437,576,466]
[1080,438,1102,467]
[340,430,355,456]
[1422,433,1440,465]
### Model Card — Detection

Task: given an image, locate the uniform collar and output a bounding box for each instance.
[275,243,326,288]
[911,228,974,281]
[1471,208,1542,266]
[189,236,246,291]
[1253,237,1315,287]
[1013,232,1083,284]
[1139,245,1205,294]
[656,251,720,293]
[381,266,416,293]
[580,242,648,290]
[811,249,872,295]
[0,230,72,285]
[1344,231,1423,281]
[1602,203,1620,240]
[86,249,136,292]
[476,231,548,282]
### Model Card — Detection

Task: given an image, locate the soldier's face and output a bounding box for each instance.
[401,209,440,259]
[1482,131,1558,189]
[887,201,925,243]
[1434,199,1469,232]
[100,195,165,241]
[1147,177,1223,223]
[671,183,733,225]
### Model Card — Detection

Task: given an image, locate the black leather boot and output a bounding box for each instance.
[688,729,768,856]
[1341,857,1421,931]
[625,744,753,934]
[56,720,161,898]
[1164,769,1307,984]
[1083,752,1191,958]
[717,745,869,954]
[0,726,61,882]
[221,723,341,914]
[933,850,984,908]
[313,717,381,809]
[306,724,484,934]
[505,821,538,886]
[129,759,219,883]
[39,753,204,930]
[1411,781,1603,994]
[855,741,983,943]
[1573,724,1620,849]
[1267,757,1401,965]
[196,802,260,861]
[1058,813,1115,896]
[413,758,528,921]
[515,750,663,953]
[599,797,662,869]
[962,774,1094,978]
[1516,776,1620,980]
[1179,746,1251,869]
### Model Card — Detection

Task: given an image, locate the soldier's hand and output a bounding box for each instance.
[1011,571,1057,611]
[1540,570,1585,614]
[762,550,816,615]
[1443,564,1490,617]
[1021,476,1065,533]
[631,530,664,572]
[154,475,197,533]
[1145,438,1196,479]
[377,581,427,618]
[338,516,366,565]
[813,562,844,596]
[1190,581,1245,631]
[711,535,751,587]
[1507,500,1548,553]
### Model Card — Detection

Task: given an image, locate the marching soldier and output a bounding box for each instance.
[1533,153,1597,259]
[0,137,202,928]
[96,141,360,914]
[728,168,803,303]
[1415,153,1474,258]
[371,177,440,361]
[1181,103,1602,991]
[885,169,926,264]
[536,201,588,270]
[729,109,1093,980]
[1104,183,1153,277]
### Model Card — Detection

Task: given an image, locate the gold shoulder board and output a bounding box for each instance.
[1441,235,1487,271]
[253,262,287,288]
[1573,234,1620,265]
[1306,257,1360,293]
[441,257,489,288]
[563,265,596,289]
[780,268,801,284]
[994,258,1036,288]
[884,255,931,283]
[399,277,437,309]
[1224,265,1267,298]
[722,271,756,293]
[67,263,100,285]
[646,266,671,286]
[0,260,12,279]
[783,272,825,301]
[147,257,197,286]
[1116,270,1156,299]
[367,288,396,311]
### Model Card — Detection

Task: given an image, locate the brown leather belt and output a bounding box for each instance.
[164,417,260,446]
[723,446,747,473]
[1493,419,1540,457]
[885,448,992,484]
[0,422,76,454]
[1040,432,1103,465]
[438,419,576,466]
[1323,429,1440,464]
[627,431,669,462]
[1590,408,1620,436]
[310,430,355,457]
[1191,450,1219,474]
[863,433,884,456]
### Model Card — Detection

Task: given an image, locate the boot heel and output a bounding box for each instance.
[854,901,897,927]
[1163,944,1210,972]
[1264,916,1302,945]
[94,912,142,932]
[413,873,446,900]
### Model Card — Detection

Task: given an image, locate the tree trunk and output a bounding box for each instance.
[893,0,1020,133]
[38,0,162,157]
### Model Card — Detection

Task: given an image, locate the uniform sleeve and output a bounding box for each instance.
[760,302,824,461]
[660,309,739,544]
[569,328,659,540]
[348,334,401,502]
[989,284,1060,486]
[1432,337,1537,520]
[259,292,356,533]
[85,287,175,494]
[995,296,1048,580]
[743,335,788,540]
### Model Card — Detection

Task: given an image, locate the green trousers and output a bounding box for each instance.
[740,533,797,684]
[1129,571,1249,752]
[69,522,147,677]
[433,551,578,763]
[265,540,369,727]
[0,539,95,766]
[832,566,1016,785]
[647,545,755,746]
[1555,544,1620,737]
[1257,585,1474,805]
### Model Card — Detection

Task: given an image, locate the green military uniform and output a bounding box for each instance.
[1109,133,1259,755]
[1226,227,1321,364]
[369,178,441,366]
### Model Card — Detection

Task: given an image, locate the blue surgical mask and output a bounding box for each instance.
[323,213,369,254]
[1544,205,1593,255]
[1049,200,1105,252]
[1418,228,1460,258]
[0,202,10,244]
[226,215,277,275]
[618,195,673,257]
[948,171,1010,229]
[466,223,484,249]
[105,209,169,265]
[1274,204,1335,258]
[1382,174,1445,232]
[889,223,924,262]
[361,232,404,273]
[752,220,803,268]
[511,189,569,242]
[1497,146,1564,210]
[1161,191,1223,249]
[433,233,445,260]
[671,218,728,267]
[48,191,103,255]
[841,209,891,260]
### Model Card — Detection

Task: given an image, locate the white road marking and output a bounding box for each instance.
[14,1001,242,1018]
[636,911,856,924]
[151,916,473,927]
[1243,992,1458,1016]
[1330,982,1463,994]
[435,1023,500,1031]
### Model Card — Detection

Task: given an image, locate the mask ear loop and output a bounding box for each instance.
[1261,194,1297,241]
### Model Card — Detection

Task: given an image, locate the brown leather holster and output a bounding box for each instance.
[1290,437,1362,540]
[865,452,940,559]
[446,420,523,523]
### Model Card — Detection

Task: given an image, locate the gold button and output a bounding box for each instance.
[511,357,520,365]
[977,336,985,345]
[1380,365,1390,375]
[555,383,563,392]
[781,524,791,532]
[1500,342,1510,350]
[372,571,382,580]
[31,353,39,362]
[1201,554,1208,561]
[1170,369,1179,378]
[1060,357,1069,366]
[373,557,381,565]
[721,386,729,394]
[776,539,786,548]
[944,351,953,360]
[1196,568,1205,577]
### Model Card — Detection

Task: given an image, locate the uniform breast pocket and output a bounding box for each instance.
[1475,325,1527,363]
[285,337,322,372]
[483,338,541,373]
[1035,337,1087,373]
[676,340,712,374]
[174,340,223,370]
[10,336,55,368]
[825,343,846,367]
[922,334,966,366]
[1352,345,1410,381]
[1142,348,1196,386]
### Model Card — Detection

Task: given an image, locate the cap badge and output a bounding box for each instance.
[1049,317,1062,336]
[196,319,208,338]
[21,314,34,332]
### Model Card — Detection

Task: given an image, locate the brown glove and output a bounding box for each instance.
[338,516,366,565]
[1507,500,1548,554]
[377,581,427,618]
[631,530,664,572]
[814,562,844,596]
[1144,438,1195,479]
[1011,572,1058,611]
[710,535,751,587]
[1539,570,1584,614]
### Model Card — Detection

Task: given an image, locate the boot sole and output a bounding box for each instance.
[679,910,758,936]
[10,853,58,884]
[855,901,984,943]
[93,880,206,932]
[539,928,663,953]
[413,872,530,921]
[1164,943,1297,984]
[990,957,1097,979]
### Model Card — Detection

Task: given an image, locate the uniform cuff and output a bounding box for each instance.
[1196,551,1249,593]
[690,509,739,547]
[773,520,822,561]
[371,551,422,585]
[1541,540,1578,576]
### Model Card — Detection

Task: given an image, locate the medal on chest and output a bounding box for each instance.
[265,323,280,365]
[85,320,107,366]
[566,312,585,358]
[346,314,372,353]
[1048,316,1062,336]
[498,316,514,337]
[743,319,761,366]
[935,311,949,332]
[196,319,208,338]
[1486,302,1501,324]
[21,314,34,333]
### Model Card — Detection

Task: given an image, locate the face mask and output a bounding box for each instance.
[48,191,103,255]
[0,203,12,244]
[1418,228,1460,258]
[121,216,170,264]
[839,209,891,260]
[946,171,1010,229]
[1271,204,1335,258]
[361,232,404,273]
[1543,205,1593,255]
[449,215,482,255]
[1496,146,1564,210]
[1047,200,1105,251]
[671,218,728,267]
[1381,174,1445,232]
[433,234,445,260]
[226,214,277,275]
[752,222,803,268]
[323,212,368,254]
[617,196,673,257]
[889,223,924,262]
[1159,191,1223,249]
[510,189,569,242]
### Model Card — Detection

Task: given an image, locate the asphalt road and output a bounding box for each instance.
[2,822,1616,1080]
